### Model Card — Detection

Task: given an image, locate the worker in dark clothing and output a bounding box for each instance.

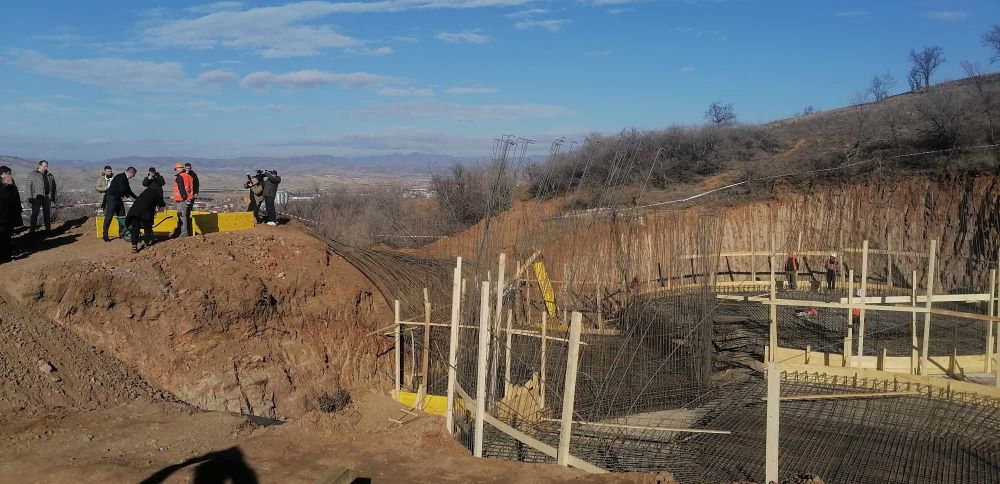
[784,250,799,291]
[142,167,166,189]
[244,171,264,223]
[27,160,56,234]
[185,163,200,211]
[125,178,166,253]
[102,167,138,242]
[260,170,281,226]
[0,166,23,263]
[824,253,840,291]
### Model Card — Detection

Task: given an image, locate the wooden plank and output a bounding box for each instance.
[557,312,583,466]
[394,300,401,399]
[921,240,937,375]
[540,418,731,435]
[421,288,431,390]
[990,269,998,373]
[765,362,780,484]
[911,272,918,375]
[848,270,855,368]
[858,241,869,365]
[446,260,462,435]
[540,312,547,408]
[504,309,513,387]
[474,281,491,458]
[779,391,920,401]
[761,299,929,314]
[681,248,928,260]
[837,294,992,304]
[769,235,777,362]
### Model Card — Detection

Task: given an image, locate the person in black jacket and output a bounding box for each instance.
[102,167,138,242]
[0,166,23,262]
[142,167,166,189]
[125,178,166,252]
[184,162,200,204]
[260,170,281,226]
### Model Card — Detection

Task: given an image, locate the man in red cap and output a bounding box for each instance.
[171,162,195,237]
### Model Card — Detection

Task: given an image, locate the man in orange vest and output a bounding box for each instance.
[172,162,195,237]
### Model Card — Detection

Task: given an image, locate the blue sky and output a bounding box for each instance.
[1,0,998,161]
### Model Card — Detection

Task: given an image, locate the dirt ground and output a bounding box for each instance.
[0,221,665,483]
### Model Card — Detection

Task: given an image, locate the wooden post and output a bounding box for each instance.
[750,230,757,282]
[857,240,869,364]
[911,271,918,375]
[504,309,513,388]
[446,259,462,435]
[988,269,996,373]
[886,233,893,289]
[557,312,583,466]
[421,287,432,393]
[878,348,887,371]
[804,345,811,365]
[847,270,855,367]
[768,235,777,361]
[844,326,853,368]
[474,281,491,458]
[489,254,506,399]
[920,240,937,375]
[540,311,548,408]
[394,299,401,400]
[765,361,780,484]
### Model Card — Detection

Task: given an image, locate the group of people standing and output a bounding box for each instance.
[244,169,281,226]
[781,250,843,291]
[0,160,59,262]
[96,162,201,252]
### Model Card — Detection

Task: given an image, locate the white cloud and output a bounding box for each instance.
[680,66,695,73]
[356,101,568,121]
[435,30,489,44]
[505,8,547,19]
[924,10,968,21]
[377,87,435,97]
[143,1,540,57]
[586,50,613,57]
[515,19,570,31]
[349,46,395,56]
[834,10,869,19]
[196,69,239,84]
[240,69,396,90]
[445,87,498,94]
[7,49,192,91]
[187,1,245,14]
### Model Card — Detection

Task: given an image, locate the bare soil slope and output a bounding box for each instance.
[0,222,393,420]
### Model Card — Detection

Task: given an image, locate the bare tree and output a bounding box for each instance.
[907,67,923,92]
[868,72,897,102]
[848,91,872,158]
[910,46,946,88]
[704,101,737,126]
[915,85,970,149]
[984,24,1000,63]
[962,61,997,144]
[798,105,816,117]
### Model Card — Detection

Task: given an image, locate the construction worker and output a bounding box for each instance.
[102,167,138,242]
[784,250,799,291]
[95,166,113,215]
[0,166,23,263]
[26,160,56,234]
[172,163,195,237]
[260,169,281,226]
[824,253,840,291]
[184,162,200,207]
[125,177,166,252]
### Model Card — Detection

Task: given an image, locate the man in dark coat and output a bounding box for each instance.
[125,179,166,252]
[0,165,23,262]
[142,167,166,189]
[102,167,138,242]
[260,170,281,226]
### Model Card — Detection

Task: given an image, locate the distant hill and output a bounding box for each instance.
[66,152,472,176]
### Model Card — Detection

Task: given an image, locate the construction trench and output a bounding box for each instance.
[312,163,1000,482]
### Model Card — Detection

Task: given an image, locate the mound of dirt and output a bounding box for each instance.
[0,222,393,420]
[0,294,167,419]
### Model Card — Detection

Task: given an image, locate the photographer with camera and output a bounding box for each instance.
[142,167,165,189]
[245,170,265,223]
[260,169,281,226]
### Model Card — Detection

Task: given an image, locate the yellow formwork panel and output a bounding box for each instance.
[396,391,452,417]
[96,210,255,238]
[532,261,558,317]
